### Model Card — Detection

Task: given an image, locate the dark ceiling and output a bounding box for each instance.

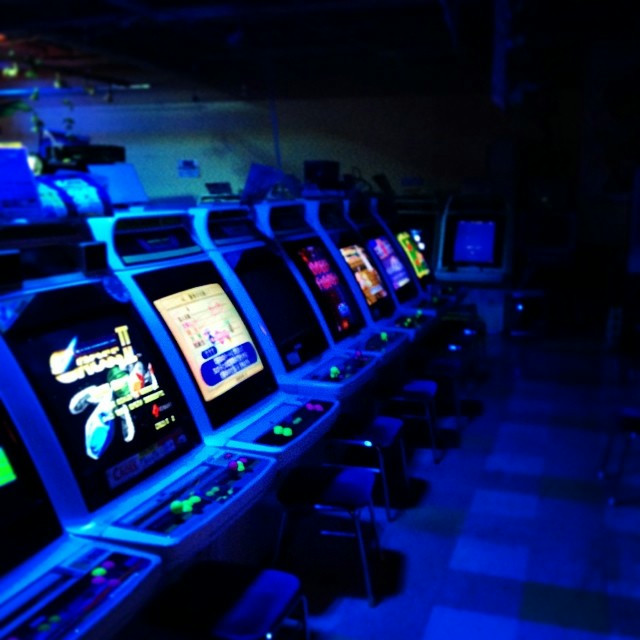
[1,1,639,102]
[0,0,493,100]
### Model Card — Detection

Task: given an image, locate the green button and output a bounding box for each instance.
[380,331,388,342]
[91,567,108,577]
[329,366,341,379]
[236,461,246,472]
[273,425,284,435]
[170,500,183,515]
[282,427,294,438]
[188,495,202,505]
[292,417,303,425]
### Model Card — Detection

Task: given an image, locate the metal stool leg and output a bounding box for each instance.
[352,510,376,607]
[273,510,289,564]
[374,445,394,522]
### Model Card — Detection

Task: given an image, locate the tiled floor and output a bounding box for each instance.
[287,336,640,639]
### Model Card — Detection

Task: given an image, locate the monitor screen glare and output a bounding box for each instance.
[153,284,264,402]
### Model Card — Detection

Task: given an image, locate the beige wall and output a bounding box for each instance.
[2,92,507,200]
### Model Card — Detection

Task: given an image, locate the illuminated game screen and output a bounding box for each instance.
[232,246,328,371]
[396,231,431,280]
[52,175,109,217]
[154,284,264,402]
[453,220,496,265]
[4,283,201,512]
[339,244,393,319]
[285,240,361,342]
[37,181,72,219]
[136,261,277,427]
[368,237,411,292]
[0,399,63,575]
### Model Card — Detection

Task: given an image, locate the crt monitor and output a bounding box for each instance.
[453,219,495,264]
[283,239,363,342]
[442,216,503,269]
[0,399,63,575]
[339,243,394,320]
[396,230,431,283]
[135,261,277,428]
[367,235,417,304]
[229,246,329,371]
[4,281,202,512]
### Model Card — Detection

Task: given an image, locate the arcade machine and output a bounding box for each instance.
[362,194,485,350]
[361,196,440,308]
[435,193,512,285]
[430,193,512,335]
[0,396,161,640]
[374,194,442,283]
[87,210,340,465]
[0,168,276,573]
[304,197,436,343]
[245,199,414,396]
[190,202,407,398]
[191,200,417,516]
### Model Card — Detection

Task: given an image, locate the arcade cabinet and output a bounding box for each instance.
[0,182,276,573]
[88,210,340,466]
[0,397,161,640]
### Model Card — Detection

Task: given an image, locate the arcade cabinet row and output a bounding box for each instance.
[377,192,512,286]
[0,167,462,639]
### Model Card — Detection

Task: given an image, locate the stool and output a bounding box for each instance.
[328,414,410,521]
[140,562,309,640]
[382,379,443,462]
[212,568,309,640]
[598,407,640,506]
[420,358,466,431]
[275,465,381,606]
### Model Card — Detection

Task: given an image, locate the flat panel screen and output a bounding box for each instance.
[284,240,362,342]
[231,246,328,371]
[396,231,431,280]
[4,282,201,512]
[0,401,63,575]
[339,244,393,319]
[453,220,496,265]
[135,261,277,427]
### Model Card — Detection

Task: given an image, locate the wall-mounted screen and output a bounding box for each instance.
[135,261,277,427]
[285,240,361,342]
[154,284,264,401]
[4,282,201,512]
[453,219,496,264]
[0,400,63,575]
[231,246,328,371]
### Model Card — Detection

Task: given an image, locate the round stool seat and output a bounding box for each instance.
[619,407,640,433]
[402,379,438,397]
[365,415,404,448]
[278,465,376,510]
[212,569,303,640]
